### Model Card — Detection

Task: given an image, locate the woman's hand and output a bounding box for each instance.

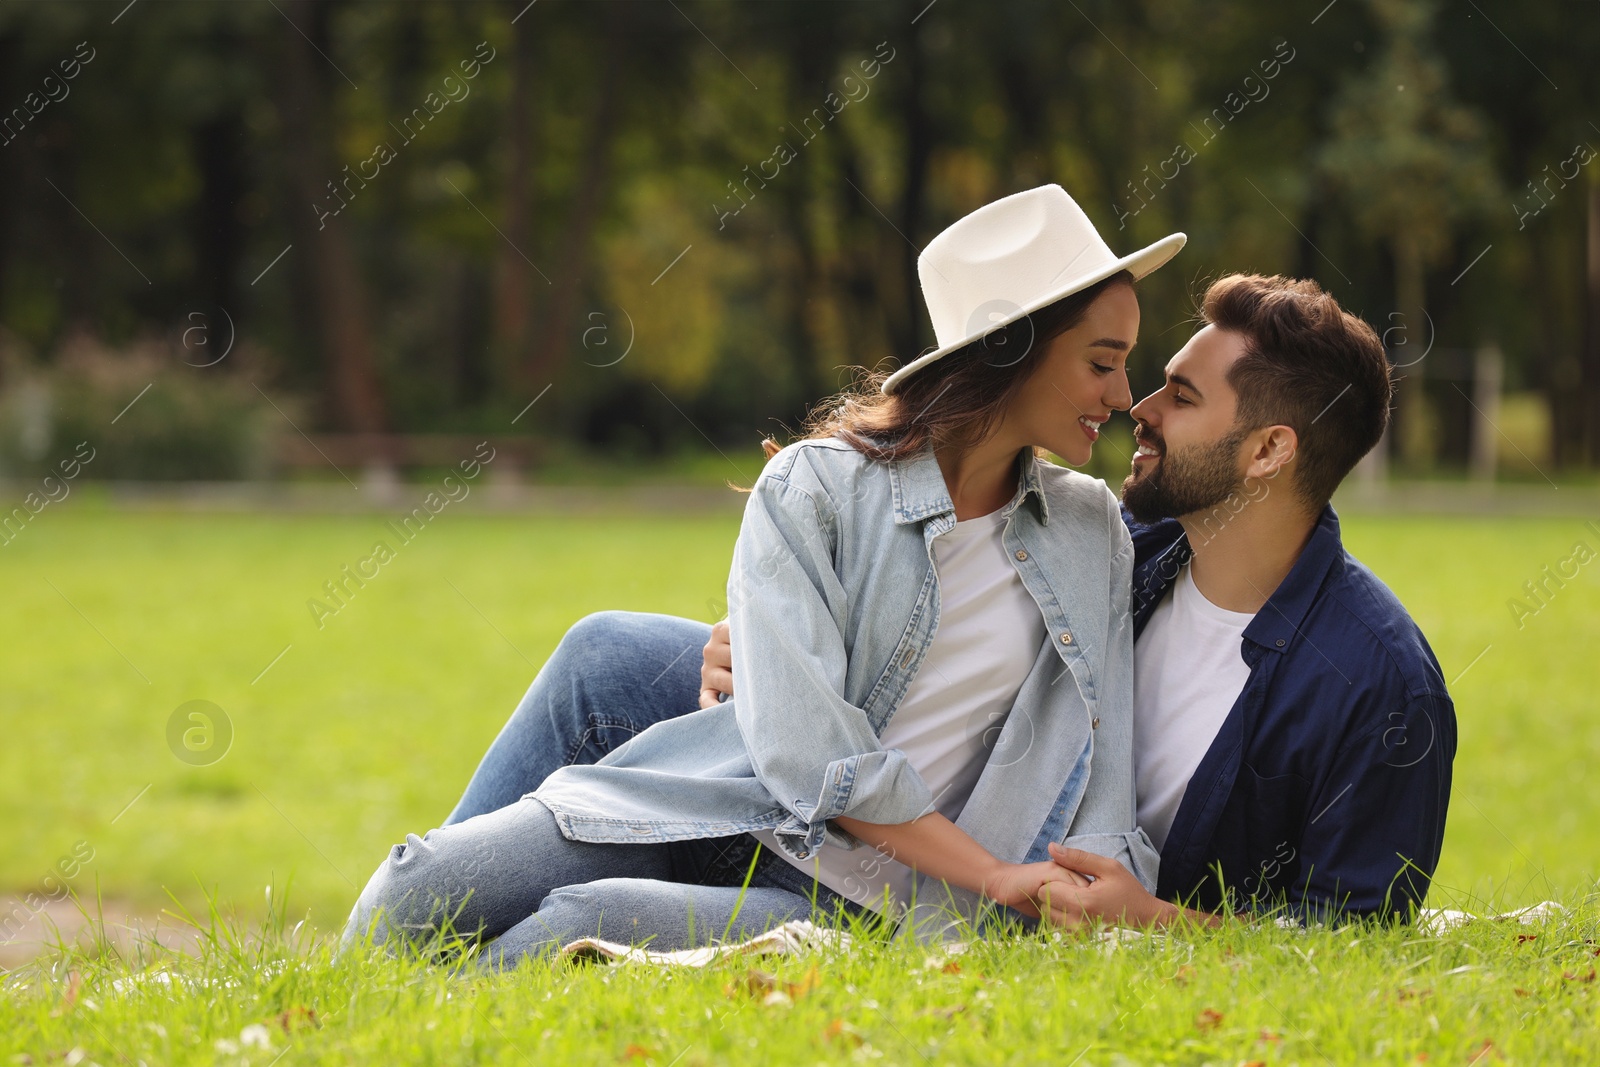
[1045,843,1188,928]
[980,860,1093,924]
[699,619,734,708]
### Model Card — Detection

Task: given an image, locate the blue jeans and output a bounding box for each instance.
[344,612,866,969]
[445,611,711,825]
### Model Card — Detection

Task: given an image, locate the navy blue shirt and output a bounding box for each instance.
[1126,504,1456,922]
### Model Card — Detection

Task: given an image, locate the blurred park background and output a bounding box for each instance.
[0,0,1598,478]
[1,0,1598,963]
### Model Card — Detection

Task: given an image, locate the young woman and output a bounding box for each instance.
[342,185,1184,967]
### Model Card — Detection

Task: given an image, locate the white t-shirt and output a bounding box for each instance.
[1132,561,1254,852]
[754,507,1046,913]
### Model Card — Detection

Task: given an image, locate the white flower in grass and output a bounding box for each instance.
[240,1024,274,1049]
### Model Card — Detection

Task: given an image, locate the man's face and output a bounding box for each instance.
[1121,325,1251,524]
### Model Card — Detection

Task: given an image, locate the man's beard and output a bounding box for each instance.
[1121,426,1248,524]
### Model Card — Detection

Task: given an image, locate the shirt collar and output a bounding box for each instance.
[1239,503,1344,653]
[889,444,1051,526]
[1132,503,1344,654]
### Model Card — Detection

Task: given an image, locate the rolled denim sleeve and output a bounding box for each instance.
[726,454,935,860]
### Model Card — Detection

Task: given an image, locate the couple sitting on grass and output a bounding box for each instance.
[342,184,1456,969]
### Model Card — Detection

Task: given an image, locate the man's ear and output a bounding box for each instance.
[1246,425,1298,481]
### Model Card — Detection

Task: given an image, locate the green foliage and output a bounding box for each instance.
[1318,0,1502,262]
[6,0,1596,461]
[0,335,285,481]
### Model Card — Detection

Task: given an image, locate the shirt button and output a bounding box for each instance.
[1060,632,1073,645]
[1092,717,1100,729]
[1276,639,1285,647]
[1015,549,1028,561]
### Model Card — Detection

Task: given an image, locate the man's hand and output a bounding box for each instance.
[699,618,734,709]
[1046,843,1202,929]
[980,860,1093,925]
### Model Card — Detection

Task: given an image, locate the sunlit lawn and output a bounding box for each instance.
[2,490,1598,1063]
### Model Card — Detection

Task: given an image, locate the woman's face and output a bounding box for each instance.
[996,283,1140,467]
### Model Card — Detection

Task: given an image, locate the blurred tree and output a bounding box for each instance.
[491,0,541,397]
[0,0,1593,474]
[1318,0,1500,471]
[272,0,388,435]
[525,4,627,394]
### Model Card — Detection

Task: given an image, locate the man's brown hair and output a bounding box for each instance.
[1202,273,1391,508]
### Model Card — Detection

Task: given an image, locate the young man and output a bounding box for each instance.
[447,273,1454,927]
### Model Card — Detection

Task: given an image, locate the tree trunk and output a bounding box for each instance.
[273,0,388,436]
[892,9,932,362]
[1586,170,1600,465]
[831,132,889,374]
[191,111,246,322]
[1391,233,1429,470]
[525,14,625,392]
[492,0,541,396]
[0,29,16,371]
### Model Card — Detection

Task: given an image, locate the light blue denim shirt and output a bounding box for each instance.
[534,437,1158,930]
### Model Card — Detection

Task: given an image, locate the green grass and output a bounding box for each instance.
[4,890,1599,1064]
[2,500,1598,1061]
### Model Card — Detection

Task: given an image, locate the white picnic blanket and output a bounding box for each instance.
[558,920,853,966]
[558,902,1571,966]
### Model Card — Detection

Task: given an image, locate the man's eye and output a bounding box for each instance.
[1092,363,1114,375]
[1173,392,1190,405]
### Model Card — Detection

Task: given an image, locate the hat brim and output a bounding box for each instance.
[881,232,1187,395]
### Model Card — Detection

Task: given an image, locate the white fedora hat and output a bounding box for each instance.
[882,184,1186,395]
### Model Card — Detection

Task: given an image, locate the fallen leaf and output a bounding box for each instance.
[725,966,819,1002]
[276,1006,320,1032]
[1513,988,1531,997]
[1516,933,1538,944]
[621,1043,654,1061]
[1562,968,1597,983]
[824,1019,864,1048]
[786,966,821,999]
[1396,987,1434,1003]
[1195,1008,1224,1033]
[48,972,83,1019]
[941,961,962,975]
[724,969,777,998]
[1258,1029,1283,1045]
[1171,964,1195,985]
[1466,1038,1499,1063]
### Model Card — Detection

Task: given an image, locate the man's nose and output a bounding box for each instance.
[1130,389,1159,425]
